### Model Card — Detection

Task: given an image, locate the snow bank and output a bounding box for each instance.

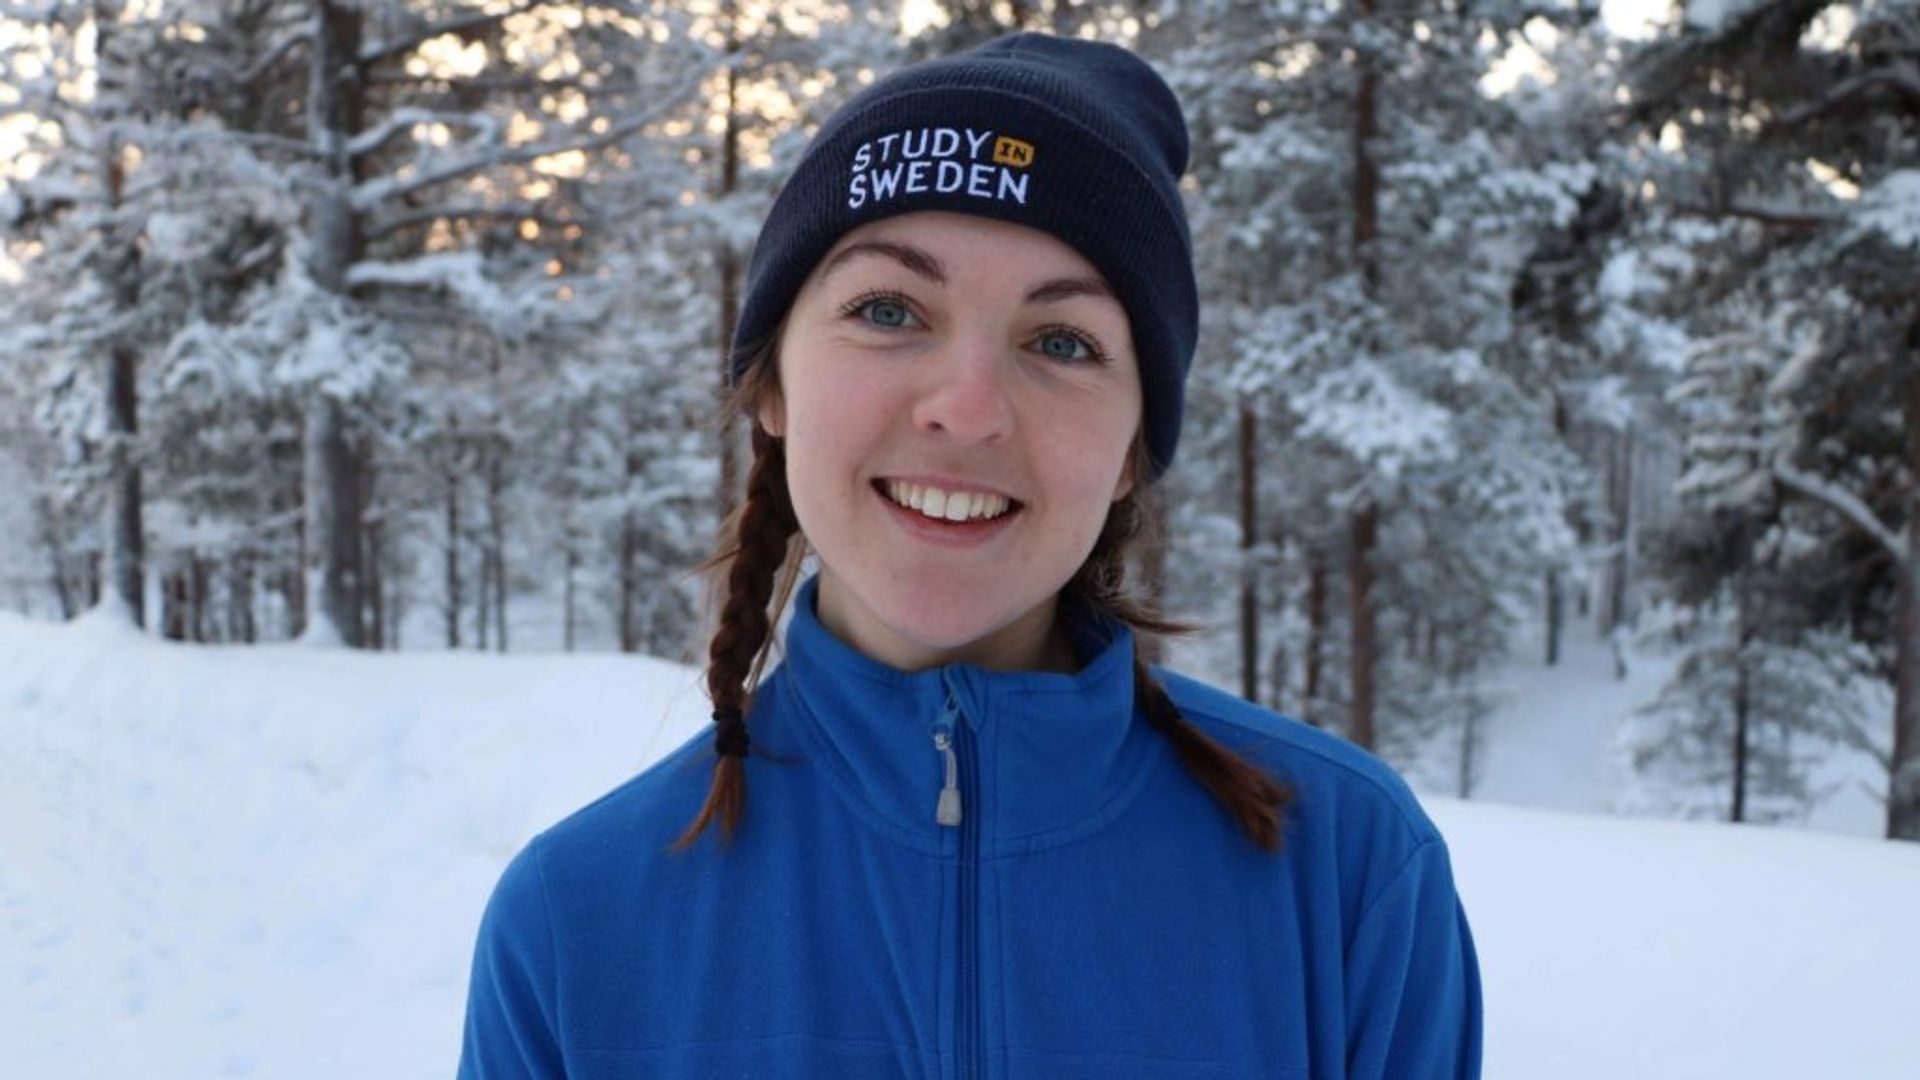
[0,609,707,1079]
[3,612,1916,1078]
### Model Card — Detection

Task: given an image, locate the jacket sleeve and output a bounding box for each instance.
[458,838,566,1079]
[1343,838,1483,1080]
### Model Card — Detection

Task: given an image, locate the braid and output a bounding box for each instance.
[1071,442,1294,853]
[671,422,799,852]
[1133,653,1292,853]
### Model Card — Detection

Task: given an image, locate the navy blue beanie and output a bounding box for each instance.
[727,32,1198,478]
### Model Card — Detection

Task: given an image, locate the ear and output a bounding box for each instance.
[756,388,786,438]
[1111,450,1136,503]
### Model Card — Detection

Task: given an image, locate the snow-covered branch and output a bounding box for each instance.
[0,3,62,21]
[241,27,311,85]
[1777,62,1920,129]
[172,127,321,160]
[1771,460,1909,564]
[347,108,504,160]
[356,0,545,69]
[350,69,703,211]
[1674,200,1837,231]
[365,201,565,242]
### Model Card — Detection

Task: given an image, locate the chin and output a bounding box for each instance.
[879,597,1017,651]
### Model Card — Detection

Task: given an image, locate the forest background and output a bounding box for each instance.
[3,0,1918,846]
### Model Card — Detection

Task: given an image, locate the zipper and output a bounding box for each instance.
[932,673,982,1080]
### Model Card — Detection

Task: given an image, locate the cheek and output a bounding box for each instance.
[779,383,886,497]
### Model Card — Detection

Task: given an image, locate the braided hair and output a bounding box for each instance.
[673,347,1293,854]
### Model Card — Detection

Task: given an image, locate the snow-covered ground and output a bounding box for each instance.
[3,609,1917,1078]
[1478,619,1889,838]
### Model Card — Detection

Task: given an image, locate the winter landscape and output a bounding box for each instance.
[5,0,1920,1078]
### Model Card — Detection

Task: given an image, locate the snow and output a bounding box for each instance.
[1853,169,1920,249]
[4,610,1919,1079]
[0,609,709,1079]
[1683,0,1766,34]
[1290,358,1457,482]
[1473,620,1663,815]
[1436,797,1920,1079]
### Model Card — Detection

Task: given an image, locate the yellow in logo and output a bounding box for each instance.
[991,136,1035,169]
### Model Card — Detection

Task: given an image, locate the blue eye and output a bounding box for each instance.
[866,298,911,327]
[1035,326,1106,364]
[841,291,921,330]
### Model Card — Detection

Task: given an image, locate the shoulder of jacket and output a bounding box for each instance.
[1152,666,1442,848]
[525,721,717,867]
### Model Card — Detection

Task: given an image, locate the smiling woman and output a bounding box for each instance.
[765,212,1142,672]
[459,31,1483,1080]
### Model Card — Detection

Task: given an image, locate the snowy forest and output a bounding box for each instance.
[2,0,1917,847]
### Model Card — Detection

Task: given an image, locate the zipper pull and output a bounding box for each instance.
[932,693,963,827]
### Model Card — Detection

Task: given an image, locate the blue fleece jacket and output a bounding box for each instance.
[459,577,1482,1078]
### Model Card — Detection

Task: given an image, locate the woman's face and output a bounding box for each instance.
[763,211,1142,672]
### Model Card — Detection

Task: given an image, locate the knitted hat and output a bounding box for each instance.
[727,32,1198,478]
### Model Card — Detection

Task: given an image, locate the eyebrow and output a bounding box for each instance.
[818,240,1115,304]
[821,241,946,285]
[1024,277,1112,304]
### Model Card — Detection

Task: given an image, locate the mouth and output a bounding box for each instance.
[873,478,1024,526]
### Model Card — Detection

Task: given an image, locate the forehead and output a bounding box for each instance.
[806,211,1110,291]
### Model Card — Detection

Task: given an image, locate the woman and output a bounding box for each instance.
[459,31,1481,1079]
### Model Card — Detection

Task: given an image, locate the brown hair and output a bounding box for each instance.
[670,342,1293,853]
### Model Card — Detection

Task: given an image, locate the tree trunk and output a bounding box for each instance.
[1545,394,1571,665]
[365,510,385,650]
[97,7,144,628]
[1731,575,1752,824]
[619,510,640,653]
[1603,424,1636,637]
[190,555,210,642]
[1267,513,1290,711]
[561,401,583,654]
[161,568,186,641]
[564,542,579,653]
[288,476,307,639]
[35,493,78,619]
[477,533,492,651]
[1457,707,1477,799]
[1890,368,1920,841]
[282,563,304,639]
[620,430,642,652]
[302,396,365,645]
[1238,401,1260,703]
[445,466,462,649]
[363,438,384,650]
[300,0,368,647]
[1545,570,1562,667]
[1346,0,1380,749]
[1305,552,1327,727]
[487,430,508,653]
[103,343,144,627]
[1349,502,1378,750]
[1351,0,1381,298]
[229,553,256,644]
[715,0,743,520]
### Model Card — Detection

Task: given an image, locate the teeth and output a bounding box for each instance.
[884,480,1011,522]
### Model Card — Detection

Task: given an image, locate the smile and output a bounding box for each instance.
[875,479,1020,523]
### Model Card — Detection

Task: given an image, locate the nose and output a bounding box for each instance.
[910,333,1014,445]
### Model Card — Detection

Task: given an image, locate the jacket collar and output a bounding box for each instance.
[773,575,1157,854]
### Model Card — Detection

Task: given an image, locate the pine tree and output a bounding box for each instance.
[1624,0,1920,839]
